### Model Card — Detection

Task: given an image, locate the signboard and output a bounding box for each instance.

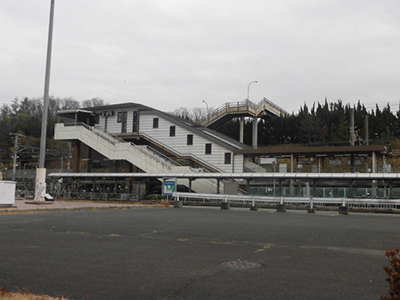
[329,158,342,166]
[163,180,176,195]
[260,157,276,164]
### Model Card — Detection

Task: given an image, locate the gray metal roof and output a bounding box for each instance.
[48,172,400,180]
[83,101,249,150]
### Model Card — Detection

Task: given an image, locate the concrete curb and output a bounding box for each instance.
[0,203,167,214]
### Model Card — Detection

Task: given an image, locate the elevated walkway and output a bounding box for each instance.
[54,123,224,193]
[202,98,288,129]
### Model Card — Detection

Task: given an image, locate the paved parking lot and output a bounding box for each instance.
[0,206,399,300]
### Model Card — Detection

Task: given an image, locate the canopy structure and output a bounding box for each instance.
[57,109,95,126]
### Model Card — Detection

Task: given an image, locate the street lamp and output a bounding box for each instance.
[34,0,55,202]
[247,81,258,100]
[202,100,209,121]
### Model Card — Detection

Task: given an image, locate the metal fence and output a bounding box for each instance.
[172,192,400,210]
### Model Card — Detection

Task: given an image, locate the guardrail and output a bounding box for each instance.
[172,192,400,210]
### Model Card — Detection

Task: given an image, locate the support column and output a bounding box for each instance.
[189,179,193,193]
[87,147,92,172]
[349,180,354,198]
[371,151,378,197]
[252,118,258,149]
[239,117,244,143]
[73,141,81,173]
[350,154,355,173]
[125,162,132,192]
[372,152,377,173]
[291,154,294,173]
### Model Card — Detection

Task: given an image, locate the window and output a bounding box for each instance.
[95,114,100,124]
[117,112,122,123]
[153,118,159,128]
[205,143,212,154]
[224,153,231,164]
[169,126,176,137]
[187,134,193,145]
[133,111,138,132]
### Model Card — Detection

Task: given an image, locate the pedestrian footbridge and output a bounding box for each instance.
[202,98,288,129]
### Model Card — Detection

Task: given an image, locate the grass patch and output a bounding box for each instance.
[0,287,70,300]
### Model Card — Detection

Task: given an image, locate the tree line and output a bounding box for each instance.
[215,100,400,147]
[0,97,106,171]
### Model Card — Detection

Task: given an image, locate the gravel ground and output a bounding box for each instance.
[0,198,164,214]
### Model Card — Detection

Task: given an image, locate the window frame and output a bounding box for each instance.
[224,152,232,164]
[187,134,193,145]
[153,118,159,129]
[169,126,176,137]
[205,143,212,155]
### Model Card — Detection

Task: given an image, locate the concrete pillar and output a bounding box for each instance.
[189,179,193,192]
[277,204,286,212]
[252,118,258,149]
[291,154,294,173]
[221,196,230,210]
[339,206,348,215]
[239,117,244,143]
[174,201,182,208]
[372,152,377,173]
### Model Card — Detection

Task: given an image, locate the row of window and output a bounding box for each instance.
[153,117,232,164]
[95,114,232,164]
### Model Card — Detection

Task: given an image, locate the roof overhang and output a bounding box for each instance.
[234,145,389,156]
[48,172,400,181]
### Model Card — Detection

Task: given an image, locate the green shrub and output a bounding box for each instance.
[380,242,400,299]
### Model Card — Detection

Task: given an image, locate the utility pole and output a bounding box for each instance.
[10,133,24,181]
[349,108,355,146]
[365,115,369,146]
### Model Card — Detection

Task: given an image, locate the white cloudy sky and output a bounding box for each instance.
[1,0,400,113]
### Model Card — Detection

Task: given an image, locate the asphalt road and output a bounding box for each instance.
[0,207,399,300]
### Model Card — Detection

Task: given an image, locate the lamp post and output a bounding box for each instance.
[247,81,258,100]
[34,0,55,202]
[202,100,209,121]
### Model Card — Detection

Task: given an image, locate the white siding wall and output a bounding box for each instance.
[140,113,240,172]
[233,154,244,173]
[96,109,244,172]
[97,110,135,133]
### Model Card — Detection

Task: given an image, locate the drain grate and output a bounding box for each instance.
[222,259,262,269]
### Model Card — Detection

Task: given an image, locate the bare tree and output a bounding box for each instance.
[81,97,107,108]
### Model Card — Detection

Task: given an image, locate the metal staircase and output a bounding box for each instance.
[54,123,225,193]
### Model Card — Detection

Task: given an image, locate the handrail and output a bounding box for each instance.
[202,98,288,125]
[63,123,179,170]
[140,132,224,173]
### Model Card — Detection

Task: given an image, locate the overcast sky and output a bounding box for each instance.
[1,0,400,113]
